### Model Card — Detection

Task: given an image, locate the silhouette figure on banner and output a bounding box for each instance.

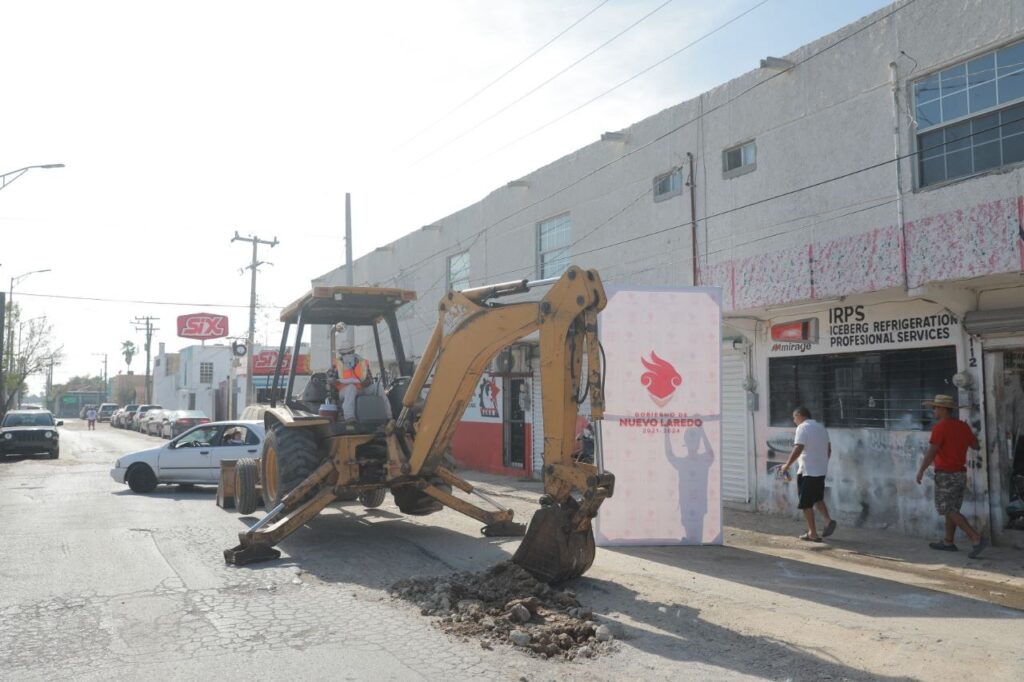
[664,426,716,543]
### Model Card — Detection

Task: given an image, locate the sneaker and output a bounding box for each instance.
[928,541,958,551]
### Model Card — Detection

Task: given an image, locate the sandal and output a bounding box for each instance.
[799,533,823,543]
[928,541,958,551]
[822,520,837,538]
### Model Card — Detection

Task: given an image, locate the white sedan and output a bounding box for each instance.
[111,420,265,493]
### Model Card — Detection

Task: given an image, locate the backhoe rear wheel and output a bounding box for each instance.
[261,425,321,509]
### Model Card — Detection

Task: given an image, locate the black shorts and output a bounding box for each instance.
[797,474,826,510]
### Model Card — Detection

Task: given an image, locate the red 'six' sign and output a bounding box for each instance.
[252,350,311,375]
[177,313,229,340]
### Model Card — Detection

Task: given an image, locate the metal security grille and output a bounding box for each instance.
[769,346,958,430]
[199,362,214,384]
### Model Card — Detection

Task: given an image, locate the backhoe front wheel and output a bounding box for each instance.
[260,425,321,509]
[359,488,387,508]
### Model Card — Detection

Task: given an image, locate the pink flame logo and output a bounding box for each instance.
[640,351,682,407]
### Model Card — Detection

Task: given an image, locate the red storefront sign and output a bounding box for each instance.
[770,318,819,343]
[252,350,311,375]
[177,313,229,340]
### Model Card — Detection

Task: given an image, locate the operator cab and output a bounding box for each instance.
[268,285,417,433]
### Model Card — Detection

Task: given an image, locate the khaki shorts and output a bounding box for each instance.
[934,470,966,515]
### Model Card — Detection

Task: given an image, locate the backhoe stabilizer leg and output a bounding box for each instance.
[512,497,595,584]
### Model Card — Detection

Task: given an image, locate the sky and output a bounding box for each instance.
[0,0,892,395]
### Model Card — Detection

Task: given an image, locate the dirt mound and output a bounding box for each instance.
[390,561,614,660]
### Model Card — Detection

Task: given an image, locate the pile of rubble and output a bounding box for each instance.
[390,561,615,660]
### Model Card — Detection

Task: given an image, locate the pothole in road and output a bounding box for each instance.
[390,561,615,661]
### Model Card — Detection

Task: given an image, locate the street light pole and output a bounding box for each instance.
[0,164,65,193]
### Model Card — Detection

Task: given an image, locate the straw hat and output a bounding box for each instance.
[922,394,959,409]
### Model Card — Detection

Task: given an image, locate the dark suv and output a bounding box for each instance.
[0,409,63,459]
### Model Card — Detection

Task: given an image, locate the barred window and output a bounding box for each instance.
[447,251,470,291]
[653,169,682,201]
[537,213,571,278]
[769,346,958,430]
[915,39,1024,187]
[199,362,214,384]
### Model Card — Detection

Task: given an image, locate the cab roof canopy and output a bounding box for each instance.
[279,286,417,326]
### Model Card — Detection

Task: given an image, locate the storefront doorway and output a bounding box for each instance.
[503,378,528,469]
[984,348,1024,541]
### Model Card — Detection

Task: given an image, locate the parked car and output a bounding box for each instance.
[161,410,211,438]
[121,405,142,430]
[113,404,139,428]
[110,420,265,492]
[98,403,119,422]
[0,409,63,459]
[139,408,166,436]
[132,404,162,432]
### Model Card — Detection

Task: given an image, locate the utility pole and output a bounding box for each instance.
[345,193,354,349]
[132,317,159,403]
[232,231,278,407]
[93,352,108,400]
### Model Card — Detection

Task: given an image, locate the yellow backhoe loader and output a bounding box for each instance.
[224,265,614,582]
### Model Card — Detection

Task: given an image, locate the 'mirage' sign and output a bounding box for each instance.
[177,313,229,340]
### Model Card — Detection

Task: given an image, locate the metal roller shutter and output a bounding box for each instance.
[721,351,750,503]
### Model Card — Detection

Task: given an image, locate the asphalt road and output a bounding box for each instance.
[1,420,1022,681]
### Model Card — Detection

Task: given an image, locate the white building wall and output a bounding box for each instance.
[176,345,232,417]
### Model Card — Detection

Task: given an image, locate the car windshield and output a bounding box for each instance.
[2,413,55,427]
[174,425,220,447]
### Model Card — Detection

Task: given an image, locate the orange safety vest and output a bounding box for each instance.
[335,356,370,388]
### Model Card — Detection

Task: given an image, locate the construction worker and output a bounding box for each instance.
[333,342,373,422]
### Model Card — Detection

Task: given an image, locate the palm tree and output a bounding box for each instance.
[121,341,137,374]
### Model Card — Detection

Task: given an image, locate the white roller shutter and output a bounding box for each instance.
[721,351,750,503]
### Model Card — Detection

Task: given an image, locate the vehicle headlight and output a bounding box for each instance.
[3,433,11,440]
[44,431,53,439]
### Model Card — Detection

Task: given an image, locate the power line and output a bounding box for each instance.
[398,0,612,150]
[481,0,771,160]
[15,290,277,309]
[412,0,677,167]
[375,0,921,290]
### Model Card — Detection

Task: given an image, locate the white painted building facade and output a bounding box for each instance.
[314,0,1024,543]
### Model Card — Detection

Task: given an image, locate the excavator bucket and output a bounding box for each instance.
[512,498,595,583]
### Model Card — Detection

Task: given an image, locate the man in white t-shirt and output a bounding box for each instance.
[780,406,835,542]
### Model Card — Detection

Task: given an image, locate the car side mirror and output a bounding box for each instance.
[56,420,64,426]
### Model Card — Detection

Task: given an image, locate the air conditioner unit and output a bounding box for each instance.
[491,345,531,375]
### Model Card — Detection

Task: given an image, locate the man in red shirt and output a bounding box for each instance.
[916,394,986,558]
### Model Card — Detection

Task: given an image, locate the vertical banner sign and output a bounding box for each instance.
[595,288,723,546]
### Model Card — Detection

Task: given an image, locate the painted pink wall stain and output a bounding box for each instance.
[705,195,1024,311]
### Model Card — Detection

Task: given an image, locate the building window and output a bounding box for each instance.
[768,346,957,430]
[653,169,683,201]
[447,251,470,291]
[199,362,214,384]
[723,141,756,178]
[537,213,571,278]
[915,39,1024,187]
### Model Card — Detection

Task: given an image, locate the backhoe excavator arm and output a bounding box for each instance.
[398,266,614,582]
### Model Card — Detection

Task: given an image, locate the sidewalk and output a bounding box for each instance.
[462,469,1024,611]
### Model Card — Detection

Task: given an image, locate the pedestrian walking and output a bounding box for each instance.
[916,394,987,558]
[85,406,97,431]
[780,406,836,542]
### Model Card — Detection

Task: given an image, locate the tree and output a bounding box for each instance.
[3,315,63,412]
[121,341,137,373]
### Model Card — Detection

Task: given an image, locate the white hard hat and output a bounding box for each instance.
[338,342,355,355]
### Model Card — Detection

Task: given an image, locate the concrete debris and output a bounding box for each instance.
[390,560,615,660]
